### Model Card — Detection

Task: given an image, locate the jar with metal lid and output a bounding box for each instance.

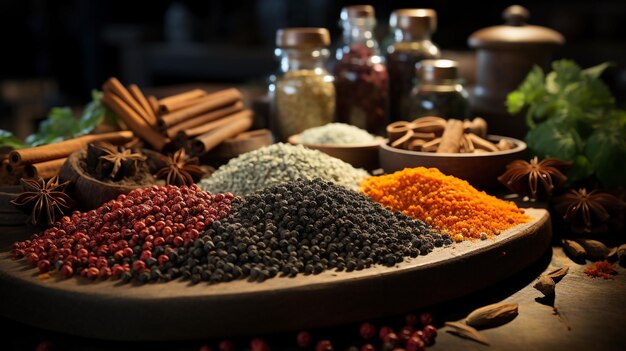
[269,28,335,141]
[468,5,564,138]
[409,59,469,119]
[333,5,389,135]
[386,9,440,122]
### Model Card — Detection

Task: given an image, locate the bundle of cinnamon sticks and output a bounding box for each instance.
[101,77,254,155]
[387,117,515,153]
[2,131,135,182]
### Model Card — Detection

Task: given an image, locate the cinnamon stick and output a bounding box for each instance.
[467,133,499,152]
[159,88,243,128]
[9,131,135,165]
[158,89,207,114]
[464,117,488,138]
[192,110,253,154]
[25,158,67,179]
[390,129,414,149]
[436,119,464,153]
[103,78,153,127]
[178,109,252,141]
[129,84,158,127]
[148,96,159,116]
[166,101,244,139]
[102,92,169,150]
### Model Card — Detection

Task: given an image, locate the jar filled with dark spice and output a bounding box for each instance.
[409,59,469,119]
[387,9,440,122]
[333,5,389,135]
[269,28,335,141]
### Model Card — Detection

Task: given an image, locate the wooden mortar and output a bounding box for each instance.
[59,149,165,210]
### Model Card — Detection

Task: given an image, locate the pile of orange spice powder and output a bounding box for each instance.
[360,167,529,241]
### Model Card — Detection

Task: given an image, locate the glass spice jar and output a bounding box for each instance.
[333,5,389,135]
[268,28,335,141]
[409,59,469,119]
[387,9,440,122]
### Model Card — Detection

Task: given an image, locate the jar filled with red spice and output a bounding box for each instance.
[333,5,389,135]
[387,9,440,122]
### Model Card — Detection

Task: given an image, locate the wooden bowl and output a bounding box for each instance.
[59,149,165,210]
[379,135,527,188]
[288,134,385,171]
[0,185,30,225]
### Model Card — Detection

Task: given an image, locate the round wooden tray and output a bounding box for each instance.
[0,208,551,341]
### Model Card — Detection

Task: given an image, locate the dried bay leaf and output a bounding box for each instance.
[466,302,519,328]
[445,321,490,345]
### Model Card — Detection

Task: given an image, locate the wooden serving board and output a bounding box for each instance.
[0,208,551,341]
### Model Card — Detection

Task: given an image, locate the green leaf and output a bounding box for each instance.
[506,65,546,115]
[506,91,526,115]
[78,90,109,135]
[525,119,581,161]
[582,61,613,79]
[566,155,593,185]
[25,107,80,147]
[552,60,583,92]
[584,119,626,188]
[0,129,25,149]
[23,90,113,148]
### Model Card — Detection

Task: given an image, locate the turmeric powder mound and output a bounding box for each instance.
[360,167,529,240]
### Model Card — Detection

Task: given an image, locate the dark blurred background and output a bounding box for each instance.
[1,0,625,138]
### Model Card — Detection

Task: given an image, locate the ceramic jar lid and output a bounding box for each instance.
[389,9,437,35]
[276,28,331,48]
[468,5,564,48]
[416,59,459,82]
[340,5,375,20]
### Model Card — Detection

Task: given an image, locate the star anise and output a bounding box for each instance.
[10,176,75,226]
[553,188,624,234]
[93,142,146,180]
[498,157,570,200]
[154,149,206,186]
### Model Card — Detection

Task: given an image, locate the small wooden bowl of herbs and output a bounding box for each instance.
[288,123,385,171]
[380,117,527,188]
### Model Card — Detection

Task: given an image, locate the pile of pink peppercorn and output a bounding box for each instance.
[12,185,235,282]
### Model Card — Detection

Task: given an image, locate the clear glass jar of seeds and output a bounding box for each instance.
[269,28,336,141]
[409,59,469,119]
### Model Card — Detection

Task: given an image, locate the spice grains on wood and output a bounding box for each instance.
[172,179,451,284]
[199,143,369,196]
[361,167,529,241]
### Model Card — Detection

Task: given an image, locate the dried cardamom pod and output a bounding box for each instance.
[618,244,626,266]
[575,239,611,260]
[562,239,586,260]
[533,275,556,296]
[445,321,490,345]
[546,266,569,283]
[465,302,518,328]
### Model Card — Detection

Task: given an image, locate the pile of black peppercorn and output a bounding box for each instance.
[162,179,451,284]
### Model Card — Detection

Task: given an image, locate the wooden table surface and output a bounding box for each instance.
[1,226,624,350]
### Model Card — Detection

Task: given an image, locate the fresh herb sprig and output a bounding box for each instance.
[507,59,626,188]
[0,90,115,149]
